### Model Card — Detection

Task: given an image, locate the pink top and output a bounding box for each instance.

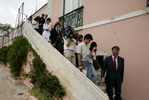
[89,51,97,64]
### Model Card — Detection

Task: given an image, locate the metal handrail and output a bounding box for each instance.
[59,6,84,29]
[59,6,84,19]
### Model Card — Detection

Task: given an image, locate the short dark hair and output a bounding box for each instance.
[84,34,93,40]
[112,46,120,51]
[42,14,44,17]
[47,18,51,21]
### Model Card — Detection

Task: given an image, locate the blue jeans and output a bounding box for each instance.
[81,61,97,84]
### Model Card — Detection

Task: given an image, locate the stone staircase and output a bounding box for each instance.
[96,68,106,93]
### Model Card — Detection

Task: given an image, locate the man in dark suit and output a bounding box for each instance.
[38,14,45,35]
[50,22,61,45]
[101,46,124,100]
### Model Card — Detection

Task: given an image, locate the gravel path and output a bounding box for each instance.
[0,66,29,100]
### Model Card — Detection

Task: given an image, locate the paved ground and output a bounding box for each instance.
[0,66,28,100]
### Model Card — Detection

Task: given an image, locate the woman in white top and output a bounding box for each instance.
[32,17,39,32]
[42,18,51,43]
[88,42,97,84]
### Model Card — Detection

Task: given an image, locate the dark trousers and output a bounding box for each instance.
[34,28,39,33]
[75,53,78,67]
[106,80,122,100]
[39,25,43,35]
[59,50,64,55]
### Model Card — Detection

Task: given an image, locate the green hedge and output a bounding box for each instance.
[28,88,52,100]
[7,37,66,100]
[0,37,66,99]
[28,55,66,99]
[7,37,31,78]
[0,46,10,64]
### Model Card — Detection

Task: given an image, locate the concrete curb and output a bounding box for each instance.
[7,75,23,85]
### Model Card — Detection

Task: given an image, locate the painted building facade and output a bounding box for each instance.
[46,0,149,100]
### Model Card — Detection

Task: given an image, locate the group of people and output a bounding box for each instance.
[28,14,99,84]
[28,13,50,35]
[28,13,124,100]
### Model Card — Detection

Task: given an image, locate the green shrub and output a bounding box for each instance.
[28,88,52,100]
[4,36,66,99]
[0,46,10,64]
[7,37,31,78]
[28,56,66,99]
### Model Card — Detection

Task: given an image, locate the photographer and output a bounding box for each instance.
[61,26,72,36]
[64,28,78,66]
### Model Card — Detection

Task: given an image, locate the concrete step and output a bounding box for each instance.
[97,85,106,93]
[96,68,101,76]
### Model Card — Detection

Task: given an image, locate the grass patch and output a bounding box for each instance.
[28,88,52,100]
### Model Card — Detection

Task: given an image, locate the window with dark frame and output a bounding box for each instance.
[59,0,83,29]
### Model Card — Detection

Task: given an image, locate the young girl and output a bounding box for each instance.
[88,42,98,84]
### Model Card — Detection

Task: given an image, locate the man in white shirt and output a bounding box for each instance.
[64,30,78,66]
[77,34,93,76]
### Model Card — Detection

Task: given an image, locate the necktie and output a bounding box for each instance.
[56,29,59,34]
[113,57,116,70]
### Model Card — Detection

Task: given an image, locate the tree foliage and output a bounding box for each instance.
[0,23,13,35]
[0,46,10,64]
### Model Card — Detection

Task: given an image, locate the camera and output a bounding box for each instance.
[62,26,78,39]
[67,28,78,39]
[67,29,74,38]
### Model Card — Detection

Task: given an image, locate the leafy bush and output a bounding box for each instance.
[0,46,10,64]
[28,55,66,99]
[7,37,31,78]
[28,88,52,100]
[3,36,66,99]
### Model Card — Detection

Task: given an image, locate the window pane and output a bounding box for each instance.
[72,0,79,10]
[65,0,79,14]
[65,0,71,14]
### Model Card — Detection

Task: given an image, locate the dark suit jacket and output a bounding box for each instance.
[101,55,124,87]
[38,17,45,26]
[50,28,59,44]
[55,35,64,52]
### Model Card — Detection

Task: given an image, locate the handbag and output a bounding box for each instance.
[93,57,100,70]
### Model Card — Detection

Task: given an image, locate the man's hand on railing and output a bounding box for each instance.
[52,44,56,47]
[79,66,83,72]
[48,40,51,43]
